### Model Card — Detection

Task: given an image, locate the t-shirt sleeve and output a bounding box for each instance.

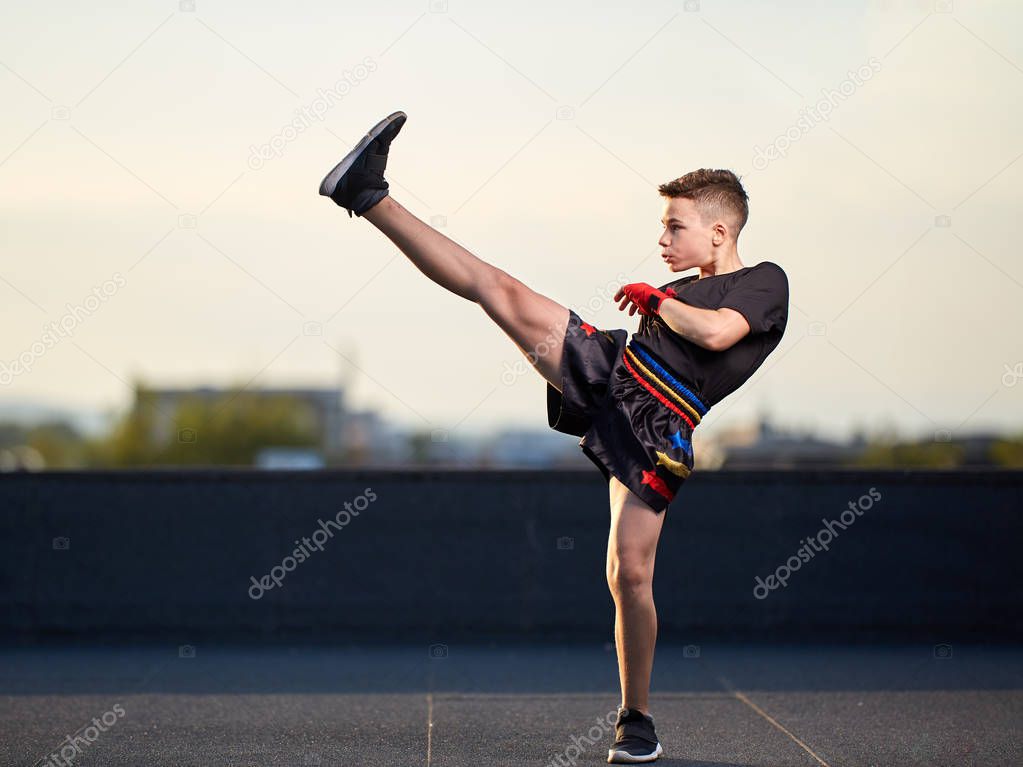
[718,263,789,334]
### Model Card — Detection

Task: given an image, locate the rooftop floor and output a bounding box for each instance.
[2,641,1020,766]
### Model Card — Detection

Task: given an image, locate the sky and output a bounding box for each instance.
[1,0,1021,443]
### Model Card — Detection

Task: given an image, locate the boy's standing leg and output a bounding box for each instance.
[607,474,665,714]
[606,475,667,762]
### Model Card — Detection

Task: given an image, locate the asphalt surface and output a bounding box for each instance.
[1,641,1020,766]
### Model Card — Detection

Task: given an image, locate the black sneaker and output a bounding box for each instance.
[607,706,663,763]
[318,110,407,217]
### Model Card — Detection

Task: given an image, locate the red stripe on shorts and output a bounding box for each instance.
[622,352,697,431]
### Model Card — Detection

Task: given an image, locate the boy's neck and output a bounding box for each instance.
[698,249,744,279]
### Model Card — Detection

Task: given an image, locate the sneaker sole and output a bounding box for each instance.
[607,742,663,763]
[318,110,407,197]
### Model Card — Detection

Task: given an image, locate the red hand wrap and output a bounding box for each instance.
[622,282,673,315]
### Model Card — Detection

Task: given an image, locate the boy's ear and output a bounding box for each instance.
[712,222,728,245]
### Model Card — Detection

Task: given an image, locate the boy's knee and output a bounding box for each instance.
[606,556,653,595]
[478,268,519,308]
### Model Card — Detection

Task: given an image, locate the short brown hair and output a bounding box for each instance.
[658,169,749,238]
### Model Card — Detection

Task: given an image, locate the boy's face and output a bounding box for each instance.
[658,197,717,273]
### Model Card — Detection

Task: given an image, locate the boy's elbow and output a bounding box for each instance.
[703,331,727,352]
[706,317,749,351]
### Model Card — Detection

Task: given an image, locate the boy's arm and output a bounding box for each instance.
[658,301,750,351]
[616,282,749,351]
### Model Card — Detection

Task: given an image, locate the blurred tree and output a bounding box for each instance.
[87,383,320,467]
[989,435,1023,468]
[852,440,965,468]
[27,421,87,467]
[0,420,87,468]
[407,429,432,464]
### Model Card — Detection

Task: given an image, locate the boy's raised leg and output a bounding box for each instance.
[362,196,570,390]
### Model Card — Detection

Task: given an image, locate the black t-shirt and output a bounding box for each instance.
[632,261,789,408]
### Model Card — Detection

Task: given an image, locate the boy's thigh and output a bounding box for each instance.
[478,271,571,390]
[607,475,666,570]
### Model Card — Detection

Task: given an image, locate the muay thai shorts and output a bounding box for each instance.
[546,309,710,513]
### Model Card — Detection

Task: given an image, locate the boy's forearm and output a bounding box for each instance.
[655,299,720,350]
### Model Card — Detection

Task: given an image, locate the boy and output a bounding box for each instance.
[319,111,789,763]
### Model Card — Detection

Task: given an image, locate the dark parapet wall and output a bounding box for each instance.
[1,468,1021,642]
